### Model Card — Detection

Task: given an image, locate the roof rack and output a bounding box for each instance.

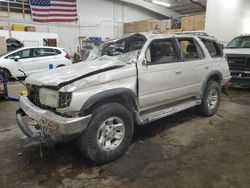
[174,31,209,36]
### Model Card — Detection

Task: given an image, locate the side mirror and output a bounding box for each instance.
[14,55,21,62]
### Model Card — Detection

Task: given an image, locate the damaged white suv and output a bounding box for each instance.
[16,33,231,164]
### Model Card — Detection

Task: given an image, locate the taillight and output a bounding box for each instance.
[64,50,70,60]
[65,53,70,60]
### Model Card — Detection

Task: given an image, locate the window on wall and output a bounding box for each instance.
[0,0,31,14]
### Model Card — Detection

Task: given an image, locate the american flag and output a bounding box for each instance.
[29,0,78,22]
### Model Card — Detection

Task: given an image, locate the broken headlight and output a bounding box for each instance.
[39,88,59,108]
[59,92,72,108]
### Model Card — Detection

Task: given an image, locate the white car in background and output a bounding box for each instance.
[0,46,72,78]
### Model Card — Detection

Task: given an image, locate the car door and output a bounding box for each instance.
[9,48,39,76]
[33,48,59,72]
[138,37,188,111]
[176,37,209,96]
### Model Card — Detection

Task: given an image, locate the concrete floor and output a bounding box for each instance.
[0,83,250,188]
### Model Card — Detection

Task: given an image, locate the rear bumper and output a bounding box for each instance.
[16,96,91,142]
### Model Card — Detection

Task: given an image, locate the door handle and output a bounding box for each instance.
[175,70,182,75]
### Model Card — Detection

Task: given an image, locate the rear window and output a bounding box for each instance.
[201,39,223,58]
[55,49,62,54]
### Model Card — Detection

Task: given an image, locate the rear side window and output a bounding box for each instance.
[201,39,223,58]
[33,48,57,57]
[55,49,62,54]
[178,38,204,60]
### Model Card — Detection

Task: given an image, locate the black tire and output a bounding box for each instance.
[197,81,221,117]
[3,69,11,80]
[77,103,134,164]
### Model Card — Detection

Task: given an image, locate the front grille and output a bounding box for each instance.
[227,55,250,71]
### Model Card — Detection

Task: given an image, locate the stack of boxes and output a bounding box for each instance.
[11,24,36,32]
[124,14,205,34]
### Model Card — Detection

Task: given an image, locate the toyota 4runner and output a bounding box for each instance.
[16,33,231,164]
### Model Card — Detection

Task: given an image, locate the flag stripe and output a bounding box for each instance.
[33,18,78,22]
[32,13,77,17]
[31,11,77,14]
[50,3,76,7]
[32,8,77,12]
[31,5,77,10]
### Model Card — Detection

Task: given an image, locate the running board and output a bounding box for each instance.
[139,100,202,124]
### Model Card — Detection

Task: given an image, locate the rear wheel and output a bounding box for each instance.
[197,81,221,117]
[77,103,134,164]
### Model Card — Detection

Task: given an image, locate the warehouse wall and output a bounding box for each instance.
[205,0,250,44]
[0,0,164,55]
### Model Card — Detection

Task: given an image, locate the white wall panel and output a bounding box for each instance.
[206,0,250,44]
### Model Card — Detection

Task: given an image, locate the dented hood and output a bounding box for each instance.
[25,51,138,87]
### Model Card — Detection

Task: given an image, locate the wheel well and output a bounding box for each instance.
[200,73,222,98]
[2,68,11,79]
[207,74,221,84]
[84,94,138,118]
[56,64,65,68]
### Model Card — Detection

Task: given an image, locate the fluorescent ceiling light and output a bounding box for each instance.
[152,0,171,7]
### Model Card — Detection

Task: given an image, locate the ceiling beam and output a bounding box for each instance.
[115,0,180,18]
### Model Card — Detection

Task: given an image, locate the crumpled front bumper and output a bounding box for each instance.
[16,96,91,142]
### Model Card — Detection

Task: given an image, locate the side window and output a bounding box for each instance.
[201,39,223,58]
[6,49,32,59]
[15,49,32,59]
[55,49,62,54]
[5,53,16,59]
[33,48,57,57]
[178,38,203,60]
[147,39,178,64]
[44,48,57,56]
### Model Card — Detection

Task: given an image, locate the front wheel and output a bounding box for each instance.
[77,103,134,164]
[197,81,221,117]
[3,69,11,81]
